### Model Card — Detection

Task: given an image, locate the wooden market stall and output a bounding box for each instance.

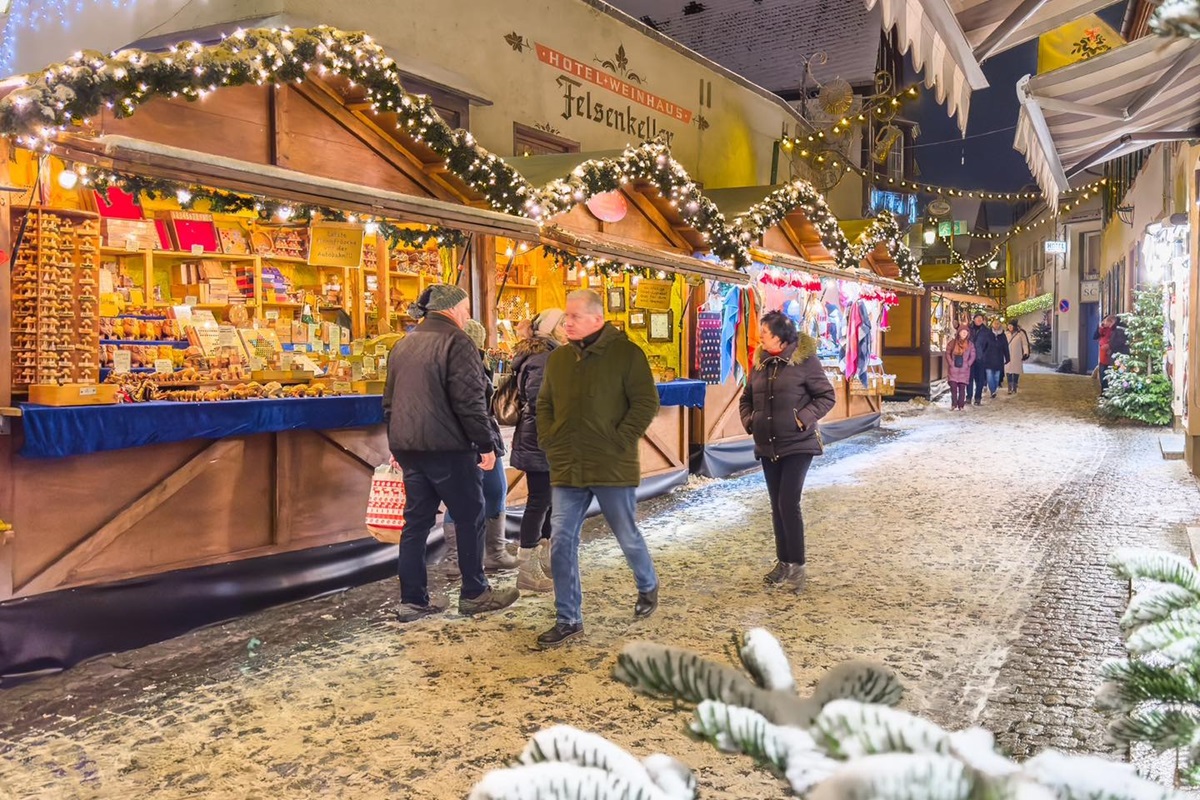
[0,54,543,681]
[488,151,749,515]
[881,287,999,399]
[688,185,919,478]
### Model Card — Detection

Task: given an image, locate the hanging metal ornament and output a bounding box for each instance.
[819,78,854,118]
[813,149,848,191]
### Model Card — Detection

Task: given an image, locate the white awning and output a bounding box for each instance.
[866,0,1113,132]
[1014,35,1200,207]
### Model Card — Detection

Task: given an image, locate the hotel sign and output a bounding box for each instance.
[535,43,692,143]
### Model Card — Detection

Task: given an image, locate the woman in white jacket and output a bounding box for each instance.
[1004,320,1032,394]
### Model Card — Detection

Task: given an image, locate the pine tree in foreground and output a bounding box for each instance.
[1100,548,1200,786]
[469,628,1179,799]
[1099,285,1173,426]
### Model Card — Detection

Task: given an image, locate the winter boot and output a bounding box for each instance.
[777,563,807,592]
[764,561,786,585]
[440,522,460,581]
[483,516,518,572]
[537,538,552,575]
[517,548,554,593]
[459,586,520,616]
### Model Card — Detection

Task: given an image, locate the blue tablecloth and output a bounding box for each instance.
[19,381,707,459]
[19,395,386,459]
[656,379,707,408]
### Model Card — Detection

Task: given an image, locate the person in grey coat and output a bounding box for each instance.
[739,311,837,592]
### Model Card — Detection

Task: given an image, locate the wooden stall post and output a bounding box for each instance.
[477,234,498,340]
[375,233,390,334]
[0,136,14,600]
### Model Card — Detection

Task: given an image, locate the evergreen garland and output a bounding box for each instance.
[1099,286,1173,426]
[1006,293,1055,318]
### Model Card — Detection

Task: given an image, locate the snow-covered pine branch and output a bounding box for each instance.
[810,660,905,709]
[737,629,796,692]
[1121,585,1200,631]
[689,700,838,792]
[812,701,952,759]
[520,727,654,779]
[1126,607,1200,657]
[1110,550,1200,595]
[469,762,673,800]
[1021,751,1182,800]
[1106,705,1200,751]
[806,753,973,800]
[1096,659,1200,712]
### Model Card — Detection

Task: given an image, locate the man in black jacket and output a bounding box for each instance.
[383,284,519,622]
[968,313,988,405]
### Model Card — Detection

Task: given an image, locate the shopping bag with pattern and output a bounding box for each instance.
[366,460,406,544]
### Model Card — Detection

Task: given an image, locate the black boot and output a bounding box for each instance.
[635,588,659,619]
[764,562,786,584]
[537,622,584,649]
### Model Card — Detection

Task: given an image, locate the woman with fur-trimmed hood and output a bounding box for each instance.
[739,311,837,592]
[508,309,566,593]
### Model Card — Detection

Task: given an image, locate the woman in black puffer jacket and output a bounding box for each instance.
[509,309,565,593]
[739,311,837,592]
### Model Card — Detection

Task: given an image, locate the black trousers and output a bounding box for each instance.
[969,361,987,402]
[518,470,553,549]
[392,450,488,604]
[1007,373,1021,391]
[761,453,815,565]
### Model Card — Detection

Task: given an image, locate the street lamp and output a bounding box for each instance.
[923,228,936,246]
[989,260,998,270]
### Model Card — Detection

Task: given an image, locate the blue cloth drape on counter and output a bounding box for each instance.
[20,381,708,459]
[19,396,386,459]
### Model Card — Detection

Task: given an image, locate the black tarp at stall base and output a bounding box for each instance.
[0,537,401,686]
[691,412,882,478]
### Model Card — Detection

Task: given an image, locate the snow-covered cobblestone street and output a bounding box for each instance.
[1,372,1198,798]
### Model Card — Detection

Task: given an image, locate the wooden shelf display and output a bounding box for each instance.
[10,208,102,387]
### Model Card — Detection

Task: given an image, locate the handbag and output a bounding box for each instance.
[365,459,406,545]
[491,372,521,426]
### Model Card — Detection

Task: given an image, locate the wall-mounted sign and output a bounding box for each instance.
[633,279,674,310]
[1081,280,1100,301]
[586,191,628,223]
[869,189,919,224]
[309,222,365,268]
[927,198,952,217]
[1059,299,1070,313]
[1044,240,1067,254]
[937,220,968,237]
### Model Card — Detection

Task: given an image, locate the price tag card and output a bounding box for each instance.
[249,356,266,371]
[351,361,364,382]
[363,355,376,376]
[351,340,364,356]
[129,289,145,306]
[185,296,199,307]
[375,343,388,356]
[308,324,319,349]
[280,352,295,371]
[153,359,174,374]
[265,310,280,321]
[113,350,132,374]
[378,353,387,375]
[99,293,122,318]
[190,244,205,256]
[217,325,237,349]
[333,381,353,395]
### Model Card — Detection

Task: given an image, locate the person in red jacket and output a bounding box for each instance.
[944,327,976,410]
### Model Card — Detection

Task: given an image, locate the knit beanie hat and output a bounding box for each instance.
[464,319,486,350]
[409,283,468,319]
[534,308,565,337]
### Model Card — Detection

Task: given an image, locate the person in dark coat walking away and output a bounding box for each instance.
[383,284,519,622]
[977,318,1011,400]
[535,290,661,649]
[508,308,566,594]
[944,327,976,410]
[967,313,988,405]
[1004,320,1031,394]
[440,319,519,580]
[739,311,837,591]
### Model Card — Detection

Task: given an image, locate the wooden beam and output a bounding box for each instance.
[270,84,290,168]
[622,189,694,251]
[273,434,294,547]
[290,80,460,203]
[15,439,241,597]
[479,234,498,339]
[375,230,391,335]
[778,218,811,260]
[0,137,12,411]
[313,429,385,471]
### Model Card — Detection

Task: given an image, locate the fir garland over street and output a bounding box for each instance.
[0,24,922,284]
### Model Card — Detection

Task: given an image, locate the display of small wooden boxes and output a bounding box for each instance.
[10,208,103,388]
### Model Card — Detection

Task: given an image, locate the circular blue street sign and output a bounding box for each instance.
[1059,299,1070,313]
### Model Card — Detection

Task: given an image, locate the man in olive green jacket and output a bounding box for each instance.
[535,289,660,648]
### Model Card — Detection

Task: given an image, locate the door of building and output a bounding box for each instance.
[1080,302,1100,374]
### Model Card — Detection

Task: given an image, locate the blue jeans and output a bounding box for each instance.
[986,369,1003,395]
[550,486,658,625]
[393,451,488,604]
[444,454,508,524]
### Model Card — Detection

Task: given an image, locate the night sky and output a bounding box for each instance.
[911,2,1128,200]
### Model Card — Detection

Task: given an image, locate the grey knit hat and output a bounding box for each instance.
[464,319,486,350]
[409,283,468,320]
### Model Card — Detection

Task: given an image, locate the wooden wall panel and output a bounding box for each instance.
[761,227,801,257]
[281,430,377,542]
[98,85,273,166]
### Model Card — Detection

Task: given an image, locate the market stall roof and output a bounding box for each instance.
[547,227,748,284]
[750,247,920,294]
[935,289,999,308]
[60,135,542,241]
[1014,35,1200,206]
[707,185,838,264]
[514,150,717,255]
[865,0,1113,131]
